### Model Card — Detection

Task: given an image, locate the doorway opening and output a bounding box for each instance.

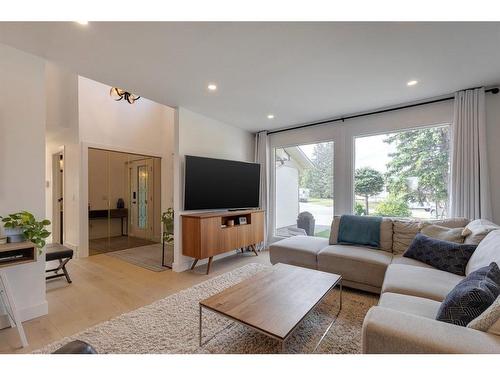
[87,148,162,257]
[51,152,64,244]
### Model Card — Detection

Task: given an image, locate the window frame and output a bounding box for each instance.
[267,101,453,245]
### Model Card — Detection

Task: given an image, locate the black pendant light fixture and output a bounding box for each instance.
[110,87,141,104]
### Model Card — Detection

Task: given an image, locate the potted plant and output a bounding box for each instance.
[1,211,51,253]
[161,208,174,267]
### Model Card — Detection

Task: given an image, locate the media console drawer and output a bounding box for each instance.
[182,210,265,274]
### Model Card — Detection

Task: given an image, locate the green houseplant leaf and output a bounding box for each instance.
[0,211,51,254]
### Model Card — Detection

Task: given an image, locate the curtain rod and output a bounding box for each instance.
[267,87,499,136]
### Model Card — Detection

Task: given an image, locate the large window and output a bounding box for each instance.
[354,125,450,219]
[275,141,334,238]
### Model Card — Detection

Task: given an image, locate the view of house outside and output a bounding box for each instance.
[275,125,450,239]
[275,141,334,238]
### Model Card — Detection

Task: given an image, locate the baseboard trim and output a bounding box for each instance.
[0,300,48,329]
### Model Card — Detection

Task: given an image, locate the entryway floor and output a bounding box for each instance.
[89,235,158,255]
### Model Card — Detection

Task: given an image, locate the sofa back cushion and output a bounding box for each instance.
[462,219,500,245]
[429,217,470,228]
[466,229,500,275]
[392,219,422,255]
[329,215,393,252]
[420,224,465,243]
[392,217,469,255]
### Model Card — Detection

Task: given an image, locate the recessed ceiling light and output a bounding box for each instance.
[75,21,89,25]
[407,80,418,86]
[207,84,217,91]
[267,114,275,119]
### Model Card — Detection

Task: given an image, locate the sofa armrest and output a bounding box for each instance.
[362,306,500,354]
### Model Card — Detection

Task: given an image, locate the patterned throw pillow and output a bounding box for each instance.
[403,233,477,276]
[436,262,500,327]
[467,295,500,335]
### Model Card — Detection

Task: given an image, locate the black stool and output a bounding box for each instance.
[46,247,74,283]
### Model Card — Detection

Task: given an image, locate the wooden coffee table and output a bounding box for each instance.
[199,263,342,352]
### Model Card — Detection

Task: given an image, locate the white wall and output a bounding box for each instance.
[0,43,48,325]
[78,76,175,256]
[173,107,255,272]
[45,62,79,249]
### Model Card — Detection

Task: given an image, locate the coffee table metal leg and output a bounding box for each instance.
[199,304,203,346]
[312,281,343,353]
[340,280,342,310]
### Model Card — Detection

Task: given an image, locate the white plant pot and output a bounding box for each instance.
[4,227,25,243]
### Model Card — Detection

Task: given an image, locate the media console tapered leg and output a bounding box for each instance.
[250,245,259,256]
[190,259,198,270]
[206,256,214,275]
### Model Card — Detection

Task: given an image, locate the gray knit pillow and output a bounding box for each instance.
[467,295,500,335]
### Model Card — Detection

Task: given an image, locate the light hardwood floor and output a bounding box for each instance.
[0,249,271,354]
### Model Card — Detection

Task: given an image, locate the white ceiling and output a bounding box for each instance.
[1,22,500,132]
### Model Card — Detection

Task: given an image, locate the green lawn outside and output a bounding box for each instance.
[314,229,331,238]
[307,198,334,207]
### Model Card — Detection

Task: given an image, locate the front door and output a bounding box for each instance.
[129,158,154,239]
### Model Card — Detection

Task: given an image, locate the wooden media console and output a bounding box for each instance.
[182,209,265,274]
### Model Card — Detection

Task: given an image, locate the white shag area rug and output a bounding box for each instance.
[34,263,378,354]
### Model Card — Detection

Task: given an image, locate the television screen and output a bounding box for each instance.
[184,155,261,210]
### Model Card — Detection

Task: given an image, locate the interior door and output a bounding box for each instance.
[129,158,154,239]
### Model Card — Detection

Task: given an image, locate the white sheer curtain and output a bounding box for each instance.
[450,87,492,220]
[255,131,270,249]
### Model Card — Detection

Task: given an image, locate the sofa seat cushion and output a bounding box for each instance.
[382,264,464,302]
[379,292,441,319]
[317,245,392,288]
[391,254,434,269]
[269,235,328,269]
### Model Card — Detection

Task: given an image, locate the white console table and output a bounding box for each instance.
[0,242,37,348]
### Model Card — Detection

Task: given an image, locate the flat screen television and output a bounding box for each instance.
[184,155,260,210]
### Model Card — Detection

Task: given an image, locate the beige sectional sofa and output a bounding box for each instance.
[269,217,500,353]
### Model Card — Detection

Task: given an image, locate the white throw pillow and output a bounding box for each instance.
[467,295,500,336]
[465,229,500,275]
[462,219,499,245]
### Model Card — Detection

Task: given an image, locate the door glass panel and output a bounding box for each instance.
[137,165,148,229]
[88,148,162,256]
[275,141,334,238]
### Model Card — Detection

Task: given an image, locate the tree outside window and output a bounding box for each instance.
[354,125,450,218]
